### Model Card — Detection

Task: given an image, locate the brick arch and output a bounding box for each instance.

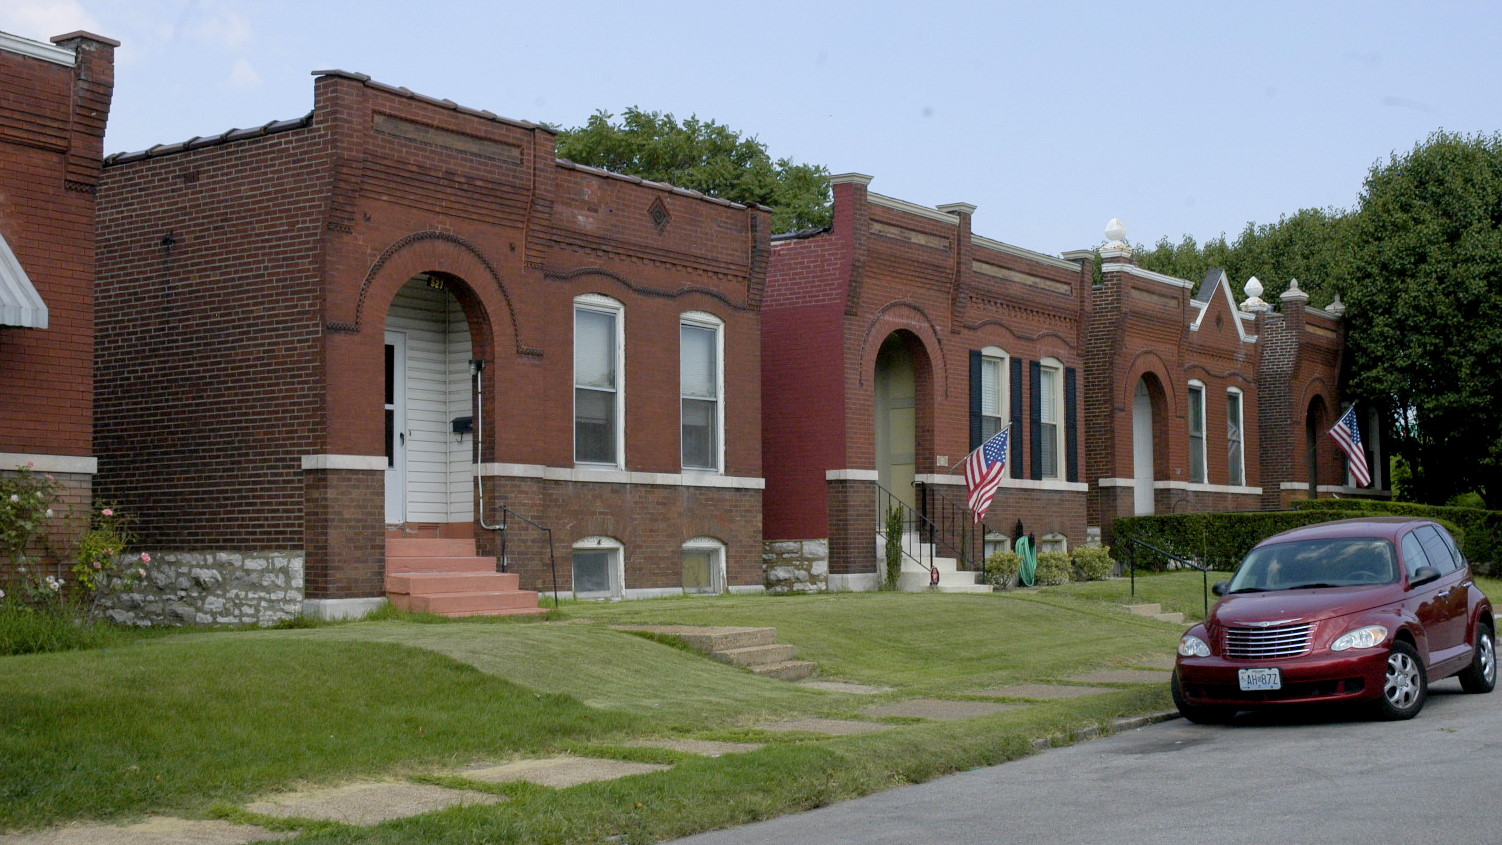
[335,231,527,355]
[856,302,946,398]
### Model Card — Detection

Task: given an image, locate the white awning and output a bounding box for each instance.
[0,232,47,329]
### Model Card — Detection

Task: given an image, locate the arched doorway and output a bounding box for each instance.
[384,272,477,527]
[1132,376,1163,515]
[1305,396,1329,498]
[874,334,917,511]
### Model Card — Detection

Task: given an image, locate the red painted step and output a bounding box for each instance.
[384,536,543,618]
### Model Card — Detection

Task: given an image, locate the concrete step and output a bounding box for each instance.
[1124,603,1163,616]
[751,660,818,682]
[897,570,988,592]
[386,571,520,595]
[617,625,778,653]
[392,589,542,615]
[713,643,798,667]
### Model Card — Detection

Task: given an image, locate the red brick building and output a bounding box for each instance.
[0,29,116,579]
[1083,236,1367,534]
[95,71,767,621]
[762,182,1363,591]
[762,174,1094,590]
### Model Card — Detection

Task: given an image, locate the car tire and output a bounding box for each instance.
[1171,670,1233,725]
[1458,622,1496,694]
[1372,641,1427,720]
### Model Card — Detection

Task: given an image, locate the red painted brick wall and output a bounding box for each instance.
[0,34,114,459]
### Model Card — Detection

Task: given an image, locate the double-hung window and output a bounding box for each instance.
[980,348,1008,441]
[574,296,623,466]
[1188,381,1207,484]
[680,313,722,471]
[1226,388,1245,486]
[1038,359,1064,479]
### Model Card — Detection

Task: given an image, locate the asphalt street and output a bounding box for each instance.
[667,677,1499,845]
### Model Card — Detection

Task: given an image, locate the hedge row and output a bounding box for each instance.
[1292,498,1502,571]
[1112,510,1376,572]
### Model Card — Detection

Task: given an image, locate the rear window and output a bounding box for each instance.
[1228,537,1398,592]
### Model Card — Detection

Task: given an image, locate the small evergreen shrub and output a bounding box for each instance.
[1071,545,1115,581]
[1034,551,1071,586]
[984,551,1021,589]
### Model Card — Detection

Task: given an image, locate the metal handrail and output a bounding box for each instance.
[875,483,940,585]
[912,480,979,570]
[1118,534,1212,618]
[492,502,560,609]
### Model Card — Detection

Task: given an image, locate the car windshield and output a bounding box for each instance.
[1226,537,1398,592]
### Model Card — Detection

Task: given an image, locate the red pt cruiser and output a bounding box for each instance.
[1173,517,1494,722]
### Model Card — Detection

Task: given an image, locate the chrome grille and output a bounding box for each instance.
[1224,623,1313,659]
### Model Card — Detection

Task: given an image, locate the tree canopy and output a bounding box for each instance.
[554,107,832,234]
[1137,130,1502,508]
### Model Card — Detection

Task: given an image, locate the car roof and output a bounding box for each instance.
[1258,517,1436,547]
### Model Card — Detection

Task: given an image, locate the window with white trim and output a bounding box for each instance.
[574,295,623,466]
[1188,381,1207,484]
[680,313,723,471]
[980,347,1009,441]
[1227,388,1245,487]
[572,536,623,600]
[1038,359,1064,479]
[681,536,726,595]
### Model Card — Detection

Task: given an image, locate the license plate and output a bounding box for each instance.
[1239,668,1281,691]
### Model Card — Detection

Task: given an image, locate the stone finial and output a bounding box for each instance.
[1281,278,1309,302]
[1101,217,1133,259]
[1326,293,1346,317]
[1242,276,1270,312]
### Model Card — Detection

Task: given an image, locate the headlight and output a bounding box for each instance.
[1331,625,1389,651]
[1178,634,1211,658]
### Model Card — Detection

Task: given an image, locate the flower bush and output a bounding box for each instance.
[0,464,60,569]
[72,506,147,604]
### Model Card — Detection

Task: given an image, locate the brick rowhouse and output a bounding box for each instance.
[96,71,767,619]
[0,29,116,583]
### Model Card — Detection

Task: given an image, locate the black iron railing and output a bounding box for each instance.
[491,503,560,609]
[912,481,980,571]
[875,483,940,585]
[1118,534,1212,618]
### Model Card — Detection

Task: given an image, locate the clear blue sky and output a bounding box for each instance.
[5,0,1498,258]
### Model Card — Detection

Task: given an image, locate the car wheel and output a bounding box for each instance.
[1458,622,1496,694]
[1373,641,1427,720]
[1171,670,1233,725]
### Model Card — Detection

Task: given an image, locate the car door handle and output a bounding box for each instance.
[1436,589,1452,598]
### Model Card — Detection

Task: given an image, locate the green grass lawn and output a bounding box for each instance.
[0,588,1185,841]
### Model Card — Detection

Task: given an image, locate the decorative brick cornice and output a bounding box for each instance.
[543,266,752,312]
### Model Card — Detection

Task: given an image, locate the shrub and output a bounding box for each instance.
[883,507,904,590]
[71,506,148,609]
[1293,498,1502,574]
[1072,545,1115,581]
[0,464,60,570]
[1112,510,1372,572]
[1034,551,1071,586]
[984,551,1021,588]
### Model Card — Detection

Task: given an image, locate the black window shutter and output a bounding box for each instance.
[1029,360,1042,481]
[1065,366,1079,483]
[969,350,983,452]
[1010,357,1025,478]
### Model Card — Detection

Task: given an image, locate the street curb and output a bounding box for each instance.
[1029,710,1180,751]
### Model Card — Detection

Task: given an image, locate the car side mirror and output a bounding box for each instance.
[1212,580,1230,596]
[1409,566,1441,588]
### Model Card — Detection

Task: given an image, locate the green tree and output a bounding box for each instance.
[554,107,831,234]
[1344,130,1502,508]
[1135,207,1354,305]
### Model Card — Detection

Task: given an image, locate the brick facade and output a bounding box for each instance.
[96,71,767,616]
[764,175,1093,582]
[0,30,115,582]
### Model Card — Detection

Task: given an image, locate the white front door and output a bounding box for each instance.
[385,331,408,524]
[1132,380,1155,515]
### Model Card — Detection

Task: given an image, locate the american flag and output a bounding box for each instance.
[965,426,1011,523]
[1329,405,1372,488]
